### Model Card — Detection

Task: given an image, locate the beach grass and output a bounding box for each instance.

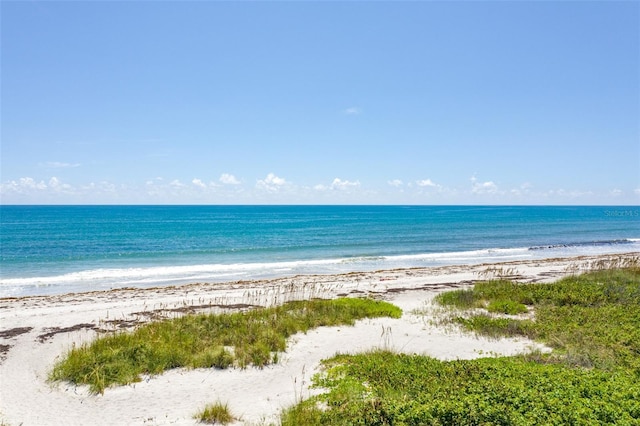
[195,401,236,425]
[50,297,402,393]
[440,268,640,371]
[281,267,640,425]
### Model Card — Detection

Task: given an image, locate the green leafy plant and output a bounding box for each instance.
[486,299,528,315]
[282,350,640,425]
[440,268,640,372]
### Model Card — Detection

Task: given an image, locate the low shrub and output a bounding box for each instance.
[282,350,640,425]
[486,299,528,315]
[282,267,640,425]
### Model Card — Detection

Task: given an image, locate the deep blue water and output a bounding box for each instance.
[1,205,638,297]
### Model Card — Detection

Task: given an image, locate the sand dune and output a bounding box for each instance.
[0,252,636,425]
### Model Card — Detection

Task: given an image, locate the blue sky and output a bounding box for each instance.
[1,1,639,205]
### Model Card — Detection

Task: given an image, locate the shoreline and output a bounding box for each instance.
[0,252,637,425]
[3,239,639,299]
[3,251,638,303]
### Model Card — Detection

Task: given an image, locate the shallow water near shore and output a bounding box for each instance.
[1,205,638,297]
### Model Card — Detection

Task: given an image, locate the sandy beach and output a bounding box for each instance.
[0,252,637,425]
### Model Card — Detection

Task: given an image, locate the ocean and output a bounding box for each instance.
[1,205,638,297]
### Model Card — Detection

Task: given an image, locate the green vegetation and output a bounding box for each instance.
[282,351,640,425]
[438,268,640,372]
[282,268,640,425]
[436,280,531,315]
[50,298,401,393]
[195,401,236,425]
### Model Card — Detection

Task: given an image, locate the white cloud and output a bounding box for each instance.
[0,176,80,197]
[256,173,288,192]
[549,188,594,198]
[576,190,594,198]
[265,173,286,186]
[40,161,80,169]
[416,179,438,188]
[192,178,207,189]
[313,178,361,192]
[471,176,498,194]
[48,177,75,193]
[23,177,47,190]
[343,107,362,115]
[331,178,361,190]
[509,183,533,197]
[475,181,498,194]
[0,177,47,193]
[101,181,116,193]
[219,173,241,185]
[4,173,636,204]
[146,177,164,186]
[81,181,116,194]
[48,177,61,188]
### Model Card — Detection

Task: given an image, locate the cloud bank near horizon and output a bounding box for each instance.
[2,173,637,205]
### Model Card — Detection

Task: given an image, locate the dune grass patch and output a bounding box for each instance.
[50,297,401,393]
[195,401,236,425]
[282,267,640,425]
[438,268,640,371]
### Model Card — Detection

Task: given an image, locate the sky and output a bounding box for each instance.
[1,1,639,205]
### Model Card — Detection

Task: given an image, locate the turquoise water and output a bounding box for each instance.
[1,205,638,297]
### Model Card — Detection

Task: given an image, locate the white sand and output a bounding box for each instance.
[0,252,636,425]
